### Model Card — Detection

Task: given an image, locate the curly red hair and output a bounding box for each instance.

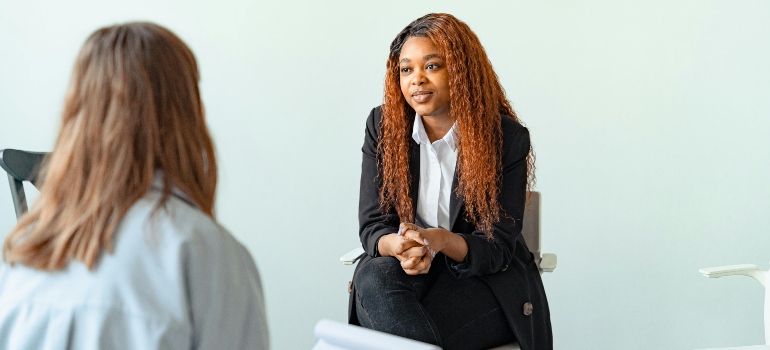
[378,13,535,238]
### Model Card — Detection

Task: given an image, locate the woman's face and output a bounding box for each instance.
[398,36,451,121]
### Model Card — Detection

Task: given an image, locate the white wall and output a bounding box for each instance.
[1,1,769,349]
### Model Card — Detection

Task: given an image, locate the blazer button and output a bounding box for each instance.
[523,302,533,316]
[501,265,508,272]
[348,281,353,293]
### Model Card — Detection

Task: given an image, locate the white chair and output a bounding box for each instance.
[695,346,770,350]
[312,319,441,350]
[340,191,557,350]
[699,263,770,347]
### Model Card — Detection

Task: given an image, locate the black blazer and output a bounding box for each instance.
[349,106,552,350]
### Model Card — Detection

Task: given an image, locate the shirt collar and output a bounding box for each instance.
[412,114,458,151]
[150,171,199,209]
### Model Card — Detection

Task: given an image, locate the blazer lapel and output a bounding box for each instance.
[449,169,463,229]
[409,140,420,215]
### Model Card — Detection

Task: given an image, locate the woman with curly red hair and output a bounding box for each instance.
[350,13,552,350]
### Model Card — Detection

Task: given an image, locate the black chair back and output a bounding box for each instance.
[0,149,49,219]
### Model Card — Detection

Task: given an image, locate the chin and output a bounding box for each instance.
[412,106,434,116]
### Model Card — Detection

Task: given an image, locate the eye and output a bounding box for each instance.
[426,63,439,70]
[400,67,412,74]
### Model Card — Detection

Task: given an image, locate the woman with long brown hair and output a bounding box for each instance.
[0,22,268,349]
[350,14,552,350]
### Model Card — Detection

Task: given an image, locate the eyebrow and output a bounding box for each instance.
[399,54,443,64]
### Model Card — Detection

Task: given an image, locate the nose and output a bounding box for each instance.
[411,70,426,86]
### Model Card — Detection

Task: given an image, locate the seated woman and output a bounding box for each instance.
[350,13,552,350]
[0,22,268,349]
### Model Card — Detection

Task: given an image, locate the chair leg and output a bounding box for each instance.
[8,174,27,219]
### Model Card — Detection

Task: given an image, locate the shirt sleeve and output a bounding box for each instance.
[183,224,269,350]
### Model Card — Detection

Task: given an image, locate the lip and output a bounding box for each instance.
[411,91,433,103]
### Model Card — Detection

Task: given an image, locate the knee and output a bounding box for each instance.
[354,257,402,294]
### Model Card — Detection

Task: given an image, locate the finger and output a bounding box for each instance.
[394,238,423,255]
[402,230,429,246]
[417,252,433,268]
[400,257,413,269]
[414,258,432,274]
[403,268,420,275]
[416,249,434,267]
[404,254,432,275]
[394,246,424,262]
[401,246,428,259]
[407,256,422,269]
[403,253,430,273]
[404,265,430,275]
[400,255,421,270]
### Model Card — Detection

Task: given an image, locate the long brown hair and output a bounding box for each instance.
[3,22,218,271]
[379,13,535,237]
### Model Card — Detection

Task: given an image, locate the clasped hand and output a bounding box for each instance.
[391,223,436,275]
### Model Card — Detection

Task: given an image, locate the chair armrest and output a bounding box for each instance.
[340,247,365,265]
[540,253,557,273]
[487,343,521,350]
[699,264,767,286]
[699,264,759,278]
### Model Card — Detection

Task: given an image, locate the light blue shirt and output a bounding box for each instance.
[0,183,269,350]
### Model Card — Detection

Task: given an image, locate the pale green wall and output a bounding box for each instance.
[1,1,769,349]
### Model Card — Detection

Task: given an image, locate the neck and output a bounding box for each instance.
[421,114,454,143]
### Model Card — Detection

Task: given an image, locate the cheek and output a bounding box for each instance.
[400,80,413,102]
[399,78,409,97]
[438,74,451,96]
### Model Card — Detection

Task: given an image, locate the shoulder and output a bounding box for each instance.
[117,191,248,265]
[114,191,258,295]
[128,191,223,240]
[499,115,530,159]
[500,114,527,138]
[362,106,385,155]
[365,105,383,133]
[135,194,267,350]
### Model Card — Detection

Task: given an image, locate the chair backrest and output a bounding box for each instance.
[0,149,49,219]
[521,191,541,267]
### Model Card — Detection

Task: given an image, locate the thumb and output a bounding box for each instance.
[398,222,420,236]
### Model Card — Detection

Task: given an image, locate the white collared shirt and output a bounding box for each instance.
[413,115,458,230]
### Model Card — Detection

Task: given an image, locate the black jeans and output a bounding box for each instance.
[353,255,515,350]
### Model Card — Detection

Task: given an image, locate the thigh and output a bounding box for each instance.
[422,271,515,350]
[353,256,441,303]
[352,257,444,345]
